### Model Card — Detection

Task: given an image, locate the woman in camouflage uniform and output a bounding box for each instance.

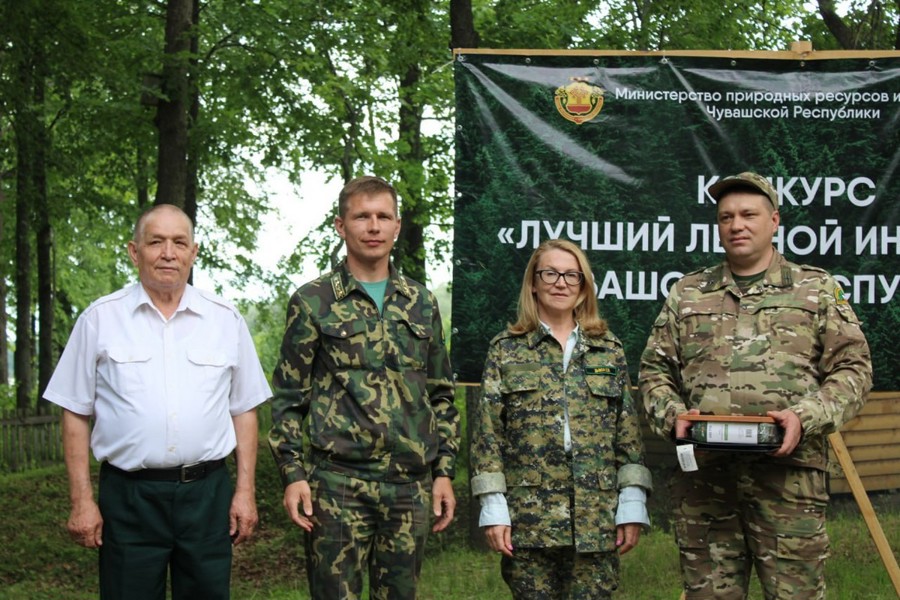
[470,239,652,600]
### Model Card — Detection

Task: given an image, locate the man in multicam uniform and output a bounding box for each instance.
[470,239,652,600]
[268,175,459,600]
[639,172,873,600]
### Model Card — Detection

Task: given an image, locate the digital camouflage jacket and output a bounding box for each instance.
[268,259,459,485]
[470,326,651,553]
[640,250,872,470]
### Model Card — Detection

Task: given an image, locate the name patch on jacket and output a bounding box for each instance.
[585,366,616,376]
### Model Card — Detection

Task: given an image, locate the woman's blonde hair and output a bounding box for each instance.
[508,239,607,336]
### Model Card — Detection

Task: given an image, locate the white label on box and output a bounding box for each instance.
[676,444,699,472]
[707,423,759,444]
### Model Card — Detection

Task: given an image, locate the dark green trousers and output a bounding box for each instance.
[98,463,233,600]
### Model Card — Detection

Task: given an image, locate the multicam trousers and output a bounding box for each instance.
[305,468,432,600]
[670,459,829,600]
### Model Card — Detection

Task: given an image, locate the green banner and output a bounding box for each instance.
[452,51,900,390]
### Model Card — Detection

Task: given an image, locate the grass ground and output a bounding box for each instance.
[1,457,898,600]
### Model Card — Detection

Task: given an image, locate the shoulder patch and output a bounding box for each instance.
[834,284,849,305]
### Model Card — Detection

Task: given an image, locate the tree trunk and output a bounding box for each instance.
[0,277,7,386]
[184,0,199,228]
[894,0,899,49]
[450,0,479,48]
[183,0,200,285]
[395,61,427,284]
[13,58,36,410]
[35,69,54,405]
[155,0,194,208]
[0,168,10,388]
[817,0,858,48]
[136,145,150,209]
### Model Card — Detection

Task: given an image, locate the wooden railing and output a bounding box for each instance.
[0,408,63,472]
[4,390,899,494]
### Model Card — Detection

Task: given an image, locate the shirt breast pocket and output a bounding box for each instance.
[391,319,432,370]
[584,373,622,431]
[320,319,369,368]
[106,347,152,394]
[756,298,820,360]
[186,349,231,396]
[678,306,725,362]
[585,374,622,399]
[500,365,542,426]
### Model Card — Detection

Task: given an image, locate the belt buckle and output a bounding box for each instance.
[180,462,204,483]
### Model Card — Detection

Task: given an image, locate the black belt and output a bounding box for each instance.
[103,458,226,483]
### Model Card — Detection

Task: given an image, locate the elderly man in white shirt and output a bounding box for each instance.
[44,204,271,600]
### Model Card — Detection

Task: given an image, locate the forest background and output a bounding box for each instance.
[0,0,898,412]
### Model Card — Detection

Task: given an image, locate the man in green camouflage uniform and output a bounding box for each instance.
[268,176,459,600]
[640,172,872,600]
[471,240,652,599]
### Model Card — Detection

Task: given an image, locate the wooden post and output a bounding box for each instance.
[465,384,489,550]
[828,431,900,595]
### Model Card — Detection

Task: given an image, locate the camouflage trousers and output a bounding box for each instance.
[304,468,431,600]
[670,459,829,600]
[500,546,619,599]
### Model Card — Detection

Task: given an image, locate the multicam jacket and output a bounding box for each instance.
[268,259,459,485]
[640,249,872,470]
[470,326,651,553]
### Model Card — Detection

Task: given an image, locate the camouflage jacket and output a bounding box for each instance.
[268,259,459,485]
[470,326,651,553]
[639,249,872,470]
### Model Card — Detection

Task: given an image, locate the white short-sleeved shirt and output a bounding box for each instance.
[44,283,272,470]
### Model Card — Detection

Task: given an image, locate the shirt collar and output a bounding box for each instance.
[334,258,412,301]
[130,282,203,319]
[526,320,579,349]
[702,248,792,292]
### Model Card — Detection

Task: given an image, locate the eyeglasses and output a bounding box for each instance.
[535,269,584,286]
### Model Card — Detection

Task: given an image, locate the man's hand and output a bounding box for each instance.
[67,499,103,548]
[283,480,314,532]
[431,476,456,532]
[484,525,513,557]
[675,408,700,439]
[768,408,803,457]
[229,488,258,545]
[616,523,641,555]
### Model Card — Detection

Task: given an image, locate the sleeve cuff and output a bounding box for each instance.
[615,485,650,528]
[617,464,653,492]
[478,492,511,527]
[471,472,507,495]
[280,463,308,487]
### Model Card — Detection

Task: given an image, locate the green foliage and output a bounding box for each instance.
[0,385,15,413]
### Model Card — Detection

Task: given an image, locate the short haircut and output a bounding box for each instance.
[133,204,194,243]
[337,176,399,218]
